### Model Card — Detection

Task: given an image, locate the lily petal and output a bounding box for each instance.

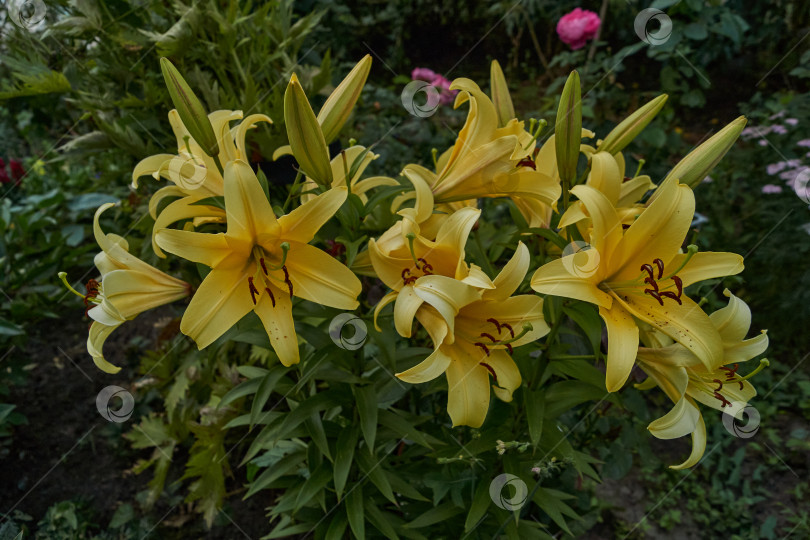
[254,282,300,366]
[393,285,424,338]
[224,160,280,244]
[284,241,361,310]
[670,414,706,470]
[708,288,751,342]
[279,186,348,244]
[599,304,640,392]
[156,230,236,268]
[87,321,124,374]
[445,352,490,428]
[648,396,700,440]
[672,252,744,288]
[487,349,522,402]
[487,242,529,301]
[397,346,452,384]
[531,258,613,308]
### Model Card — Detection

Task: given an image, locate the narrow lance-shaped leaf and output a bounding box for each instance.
[664,115,747,188]
[284,73,333,185]
[555,70,582,187]
[318,54,372,144]
[598,94,668,155]
[160,57,219,157]
[490,59,514,128]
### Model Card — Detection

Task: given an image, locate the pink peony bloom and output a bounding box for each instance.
[762,184,783,194]
[411,67,458,105]
[556,8,601,50]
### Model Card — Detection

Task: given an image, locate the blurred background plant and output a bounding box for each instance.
[1,0,808,538]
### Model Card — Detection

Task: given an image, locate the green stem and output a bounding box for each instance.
[282,169,305,212]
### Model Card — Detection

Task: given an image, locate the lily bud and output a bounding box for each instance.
[555,71,582,186]
[599,94,668,155]
[160,58,219,157]
[490,59,514,128]
[284,73,333,185]
[317,54,372,144]
[665,116,747,188]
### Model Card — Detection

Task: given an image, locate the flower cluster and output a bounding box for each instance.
[65,57,769,469]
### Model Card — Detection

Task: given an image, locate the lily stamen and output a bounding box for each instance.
[498,322,533,345]
[733,358,770,383]
[479,361,498,382]
[661,245,698,280]
[712,379,732,407]
[474,342,491,356]
[248,277,260,305]
[653,258,664,280]
[487,318,502,333]
[264,287,276,307]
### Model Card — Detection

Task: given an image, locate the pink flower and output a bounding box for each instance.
[762,184,783,194]
[556,8,601,50]
[785,118,799,126]
[797,139,810,148]
[411,67,458,105]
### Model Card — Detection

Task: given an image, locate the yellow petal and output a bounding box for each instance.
[637,360,689,403]
[588,152,621,204]
[180,266,254,349]
[670,414,706,470]
[317,55,372,144]
[412,275,482,341]
[415,305,450,347]
[397,346,452,383]
[151,196,226,257]
[132,154,173,189]
[615,293,723,370]
[155,229,236,268]
[445,349,491,428]
[612,177,694,282]
[617,175,655,207]
[486,349,521,402]
[87,321,123,374]
[648,396,700,439]
[234,114,273,160]
[148,185,185,219]
[724,332,769,365]
[100,269,187,319]
[254,282,300,366]
[284,241,361,310]
[486,242,529,301]
[490,60,515,128]
[434,207,480,266]
[279,186,348,244]
[531,258,612,308]
[671,252,744,288]
[368,238,410,291]
[599,304,639,392]
[401,165,437,224]
[457,295,547,347]
[393,285,424,337]
[569,185,622,269]
[708,288,751,342]
[372,290,398,332]
[460,264,496,290]
[224,160,280,244]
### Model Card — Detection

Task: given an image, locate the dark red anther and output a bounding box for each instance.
[672,275,683,298]
[264,287,276,307]
[517,157,536,170]
[499,322,515,338]
[474,342,491,356]
[720,364,739,379]
[417,258,431,272]
[645,289,664,306]
[487,318,502,333]
[248,277,260,305]
[480,332,498,343]
[281,265,290,281]
[421,263,434,275]
[259,258,268,275]
[479,361,498,381]
[712,380,732,407]
[505,343,513,355]
[401,268,411,279]
[660,291,683,305]
[403,276,417,285]
[644,277,659,292]
[641,264,655,281]
[653,258,664,280]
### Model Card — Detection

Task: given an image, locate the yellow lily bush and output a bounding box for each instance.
[62,57,768,476]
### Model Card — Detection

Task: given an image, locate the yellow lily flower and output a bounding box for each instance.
[396,243,549,427]
[635,289,769,468]
[64,203,190,374]
[154,160,361,366]
[531,177,744,391]
[558,150,656,233]
[399,78,559,217]
[299,145,399,204]
[369,207,494,340]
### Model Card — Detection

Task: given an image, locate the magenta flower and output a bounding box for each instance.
[556,8,601,50]
[762,184,783,194]
[411,67,458,105]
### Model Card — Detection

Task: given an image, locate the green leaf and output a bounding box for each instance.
[355,449,396,504]
[346,486,365,539]
[334,425,359,500]
[562,302,602,355]
[365,501,400,539]
[250,365,288,427]
[218,377,263,409]
[464,479,492,532]
[405,502,463,528]
[525,388,545,447]
[533,487,581,535]
[354,385,378,452]
[294,463,332,510]
[378,410,433,449]
[543,381,608,418]
[324,509,348,540]
[305,412,332,461]
[245,451,306,498]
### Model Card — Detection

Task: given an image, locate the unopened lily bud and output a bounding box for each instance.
[665,116,747,188]
[284,73,333,185]
[160,58,219,157]
[555,71,582,186]
[490,59,514,128]
[317,55,372,144]
[599,94,668,155]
